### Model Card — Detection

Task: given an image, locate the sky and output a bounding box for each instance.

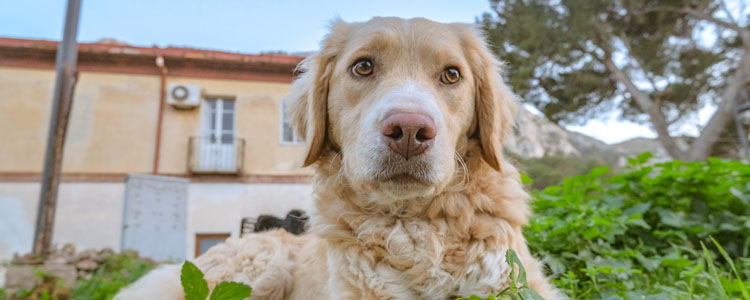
[0,0,694,144]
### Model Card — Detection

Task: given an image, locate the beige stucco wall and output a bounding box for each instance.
[0,67,159,174]
[159,77,310,175]
[0,67,309,176]
[64,72,161,173]
[0,68,56,172]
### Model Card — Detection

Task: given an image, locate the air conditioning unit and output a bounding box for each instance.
[166,83,201,109]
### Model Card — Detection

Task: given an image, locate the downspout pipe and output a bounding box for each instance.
[153,55,167,174]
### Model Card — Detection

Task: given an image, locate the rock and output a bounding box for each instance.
[3,264,77,295]
[505,108,581,158]
[61,244,76,258]
[95,247,115,262]
[75,249,98,262]
[75,258,99,271]
[45,253,69,265]
[504,108,672,165]
[41,263,77,287]
[77,270,93,281]
[11,252,43,265]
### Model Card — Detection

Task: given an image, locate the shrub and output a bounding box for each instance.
[70,251,156,300]
[525,153,750,299]
[508,153,605,190]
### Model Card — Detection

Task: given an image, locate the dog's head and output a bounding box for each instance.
[288,17,516,201]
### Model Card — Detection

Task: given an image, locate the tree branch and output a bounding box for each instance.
[720,0,739,24]
[635,6,750,47]
[687,48,750,160]
[601,53,688,160]
[666,104,690,125]
[617,32,661,93]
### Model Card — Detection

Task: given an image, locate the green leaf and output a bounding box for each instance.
[209,281,253,300]
[625,217,650,229]
[181,261,209,300]
[710,237,750,300]
[623,202,651,216]
[455,295,488,300]
[520,173,534,185]
[634,152,654,165]
[730,187,750,205]
[634,252,660,272]
[505,249,528,285]
[587,167,610,179]
[656,209,684,228]
[701,242,731,300]
[546,256,566,275]
[518,287,546,300]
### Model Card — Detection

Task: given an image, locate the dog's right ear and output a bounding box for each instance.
[288,19,352,167]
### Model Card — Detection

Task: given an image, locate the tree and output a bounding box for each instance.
[481,0,750,161]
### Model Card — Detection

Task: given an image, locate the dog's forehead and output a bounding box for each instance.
[343,18,466,61]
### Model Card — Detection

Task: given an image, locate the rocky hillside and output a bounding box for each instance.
[504,108,670,165]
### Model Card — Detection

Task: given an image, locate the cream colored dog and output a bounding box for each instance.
[115,17,562,300]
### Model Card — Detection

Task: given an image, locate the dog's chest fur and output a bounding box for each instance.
[315,192,519,299]
[353,215,512,298]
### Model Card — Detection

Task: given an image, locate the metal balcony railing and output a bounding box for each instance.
[188,136,245,174]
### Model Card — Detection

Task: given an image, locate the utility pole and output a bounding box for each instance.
[32,0,82,257]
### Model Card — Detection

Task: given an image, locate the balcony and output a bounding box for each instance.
[188,136,245,174]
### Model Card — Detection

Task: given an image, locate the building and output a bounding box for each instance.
[0,37,313,261]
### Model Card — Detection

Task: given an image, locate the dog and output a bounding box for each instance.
[115,17,562,300]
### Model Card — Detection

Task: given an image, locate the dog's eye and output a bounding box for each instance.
[440,67,460,84]
[352,59,374,77]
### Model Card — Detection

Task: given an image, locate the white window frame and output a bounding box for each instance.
[195,97,238,173]
[279,98,303,145]
[200,97,236,143]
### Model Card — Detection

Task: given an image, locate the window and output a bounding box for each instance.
[196,98,239,173]
[195,233,230,257]
[280,99,303,144]
[202,98,235,144]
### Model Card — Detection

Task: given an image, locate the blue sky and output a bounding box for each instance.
[0,0,662,144]
[0,0,491,53]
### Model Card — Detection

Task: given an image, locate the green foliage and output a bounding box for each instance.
[9,251,156,300]
[525,153,750,299]
[209,282,254,300]
[181,261,209,300]
[510,153,606,190]
[71,251,156,300]
[180,261,252,300]
[479,0,742,127]
[456,250,545,300]
[710,237,750,299]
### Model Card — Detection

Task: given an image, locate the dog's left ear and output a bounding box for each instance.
[458,24,517,172]
[287,19,352,167]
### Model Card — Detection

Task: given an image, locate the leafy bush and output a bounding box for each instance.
[70,251,156,300]
[525,153,750,299]
[508,153,606,190]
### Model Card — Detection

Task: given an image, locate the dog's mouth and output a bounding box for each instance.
[378,173,430,185]
[372,153,436,185]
